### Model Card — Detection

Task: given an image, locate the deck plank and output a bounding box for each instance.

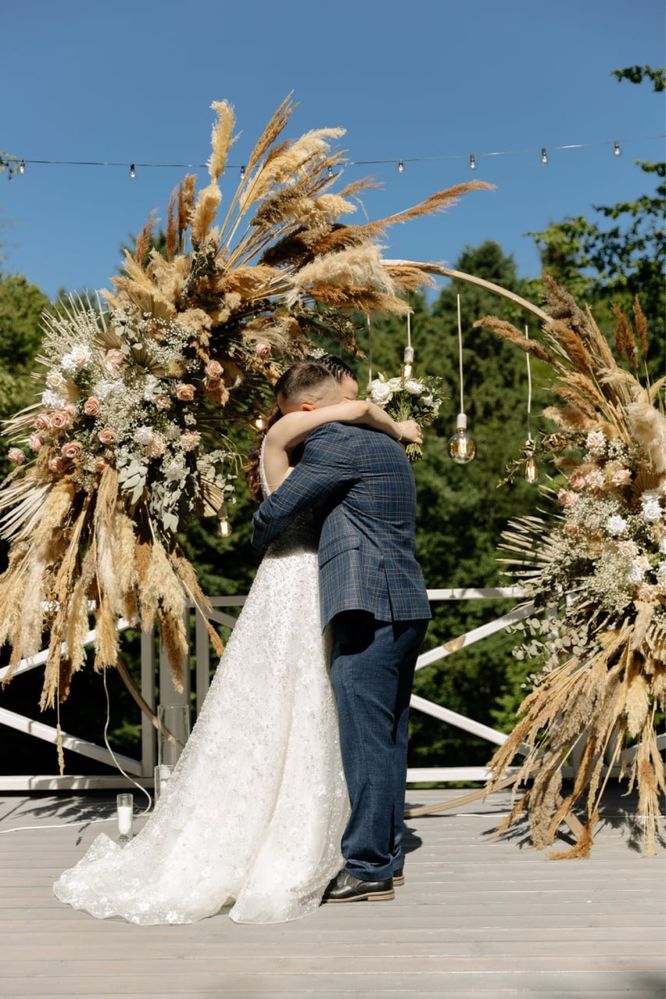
[0,789,663,998]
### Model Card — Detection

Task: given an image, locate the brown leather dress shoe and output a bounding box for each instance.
[322,870,395,903]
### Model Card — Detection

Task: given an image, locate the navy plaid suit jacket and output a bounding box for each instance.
[251,423,431,628]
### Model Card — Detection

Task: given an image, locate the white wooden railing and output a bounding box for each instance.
[0,587,605,791]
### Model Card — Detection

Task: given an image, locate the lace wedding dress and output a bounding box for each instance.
[53,450,349,924]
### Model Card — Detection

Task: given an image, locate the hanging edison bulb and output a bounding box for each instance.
[403,345,414,380]
[524,454,538,483]
[253,414,266,431]
[448,413,476,464]
[218,505,232,538]
[523,438,538,483]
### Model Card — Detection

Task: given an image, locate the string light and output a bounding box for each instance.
[447,293,476,465]
[240,164,246,178]
[252,414,266,431]
[129,163,136,179]
[8,134,659,178]
[327,164,334,178]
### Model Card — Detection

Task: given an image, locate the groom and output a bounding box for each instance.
[252,360,431,903]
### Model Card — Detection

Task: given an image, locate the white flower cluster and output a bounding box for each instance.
[640,490,663,523]
[585,430,606,457]
[61,343,92,373]
[368,374,439,412]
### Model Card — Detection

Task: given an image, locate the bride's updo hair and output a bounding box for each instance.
[244,354,358,501]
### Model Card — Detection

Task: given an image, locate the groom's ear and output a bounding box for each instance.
[300,402,316,412]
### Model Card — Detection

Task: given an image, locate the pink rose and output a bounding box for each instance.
[61,441,83,460]
[205,360,223,382]
[27,434,43,452]
[611,468,631,487]
[563,522,579,538]
[94,457,108,472]
[98,428,117,446]
[63,402,78,417]
[175,383,195,402]
[557,489,576,508]
[103,349,125,375]
[569,470,586,491]
[83,397,100,417]
[8,447,26,465]
[33,413,50,431]
[48,456,65,474]
[50,410,73,431]
[255,342,271,360]
[181,431,201,451]
[149,439,165,458]
[154,395,172,411]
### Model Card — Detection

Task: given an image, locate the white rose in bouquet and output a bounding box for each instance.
[370,381,393,405]
[404,379,424,394]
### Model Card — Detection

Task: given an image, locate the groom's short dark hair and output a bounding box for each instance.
[275,356,358,402]
[274,361,336,402]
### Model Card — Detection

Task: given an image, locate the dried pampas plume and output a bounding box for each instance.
[0,93,494,766]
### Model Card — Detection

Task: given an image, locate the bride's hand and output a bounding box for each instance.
[396,420,423,445]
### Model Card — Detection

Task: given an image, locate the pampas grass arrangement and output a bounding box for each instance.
[476,276,666,857]
[0,95,491,761]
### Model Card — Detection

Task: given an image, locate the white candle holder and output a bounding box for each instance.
[116,793,134,845]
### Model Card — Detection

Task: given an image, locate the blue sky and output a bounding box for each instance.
[1,0,664,299]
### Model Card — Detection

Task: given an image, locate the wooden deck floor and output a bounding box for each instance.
[0,789,664,999]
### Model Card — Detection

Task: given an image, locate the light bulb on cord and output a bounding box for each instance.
[240,164,246,178]
[397,160,405,173]
[327,164,334,178]
[613,140,622,157]
[448,412,476,464]
[524,451,538,483]
[403,314,414,379]
[18,160,26,175]
[468,153,477,171]
[523,326,538,483]
[448,294,476,464]
[129,163,136,179]
[540,147,549,165]
[218,504,232,538]
[253,414,266,432]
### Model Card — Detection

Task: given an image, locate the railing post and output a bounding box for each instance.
[195,609,211,712]
[140,629,156,778]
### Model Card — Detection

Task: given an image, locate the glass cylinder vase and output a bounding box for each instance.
[154,703,190,799]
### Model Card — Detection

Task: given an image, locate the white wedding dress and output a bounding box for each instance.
[53,451,350,924]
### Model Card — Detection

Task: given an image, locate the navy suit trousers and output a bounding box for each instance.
[330,611,429,882]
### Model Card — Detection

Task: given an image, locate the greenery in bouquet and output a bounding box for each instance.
[0,94,491,747]
[476,276,666,856]
[367,372,444,460]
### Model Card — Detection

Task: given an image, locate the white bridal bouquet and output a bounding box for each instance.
[367,373,443,460]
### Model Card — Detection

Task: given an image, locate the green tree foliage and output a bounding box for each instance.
[0,273,50,472]
[359,242,549,767]
[528,65,665,374]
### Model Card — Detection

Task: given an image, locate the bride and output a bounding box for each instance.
[53,356,421,925]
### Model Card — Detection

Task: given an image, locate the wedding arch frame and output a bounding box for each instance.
[4,265,653,803]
